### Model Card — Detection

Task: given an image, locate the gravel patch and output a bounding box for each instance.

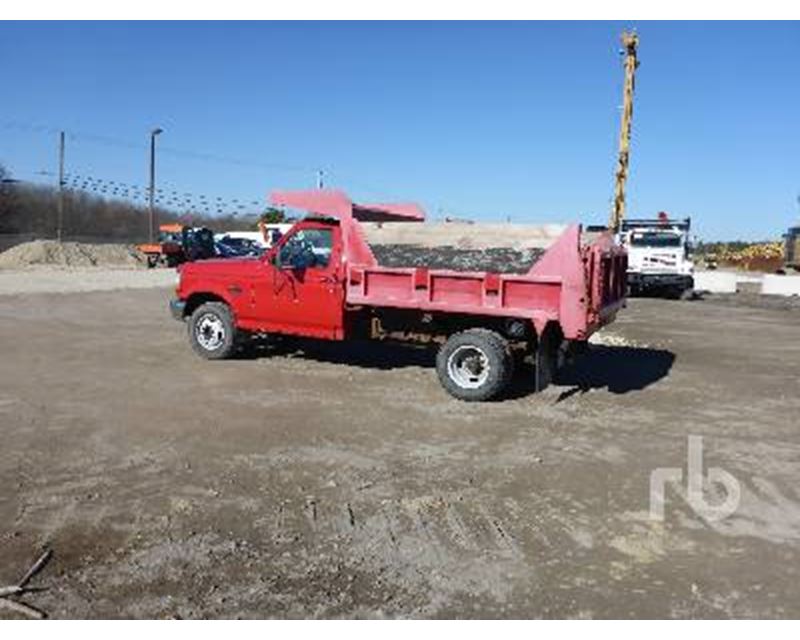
[370,244,545,274]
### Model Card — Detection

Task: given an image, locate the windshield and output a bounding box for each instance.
[158,231,182,244]
[630,232,682,248]
[220,237,249,247]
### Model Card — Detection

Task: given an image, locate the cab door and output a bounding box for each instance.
[254,222,345,339]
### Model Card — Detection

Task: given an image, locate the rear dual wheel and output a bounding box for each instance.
[436,329,514,402]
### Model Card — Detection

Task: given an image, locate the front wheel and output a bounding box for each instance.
[436,329,513,401]
[188,302,237,360]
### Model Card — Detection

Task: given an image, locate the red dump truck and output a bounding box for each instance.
[170,190,627,401]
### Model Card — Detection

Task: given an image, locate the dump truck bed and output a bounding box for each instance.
[348,224,625,340]
[271,190,627,341]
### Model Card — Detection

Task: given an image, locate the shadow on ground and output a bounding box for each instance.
[552,345,676,401]
[240,338,675,400]
[239,337,436,370]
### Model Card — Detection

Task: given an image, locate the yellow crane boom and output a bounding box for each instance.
[610,31,640,232]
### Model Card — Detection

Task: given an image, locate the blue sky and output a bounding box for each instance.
[1,21,798,240]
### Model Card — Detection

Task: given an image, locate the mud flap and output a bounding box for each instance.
[534,326,563,392]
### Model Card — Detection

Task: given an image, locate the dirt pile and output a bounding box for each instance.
[0,240,147,269]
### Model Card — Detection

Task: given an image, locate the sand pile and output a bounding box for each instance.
[0,240,147,269]
[361,221,567,250]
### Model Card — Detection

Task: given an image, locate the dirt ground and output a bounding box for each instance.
[1,275,799,618]
[0,267,175,296]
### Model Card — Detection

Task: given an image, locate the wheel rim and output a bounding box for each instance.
[447,345,490,389]
[195,313,225,351]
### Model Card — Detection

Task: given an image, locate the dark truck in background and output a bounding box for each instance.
[783,226,800,273]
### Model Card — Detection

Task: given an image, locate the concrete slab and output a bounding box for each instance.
[693,270,762,293]
[762,274,800,297]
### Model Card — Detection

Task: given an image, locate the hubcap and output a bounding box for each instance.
[195,313,225,351]
[447,345,490,389]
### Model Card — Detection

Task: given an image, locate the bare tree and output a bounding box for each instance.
[0,168,264,242]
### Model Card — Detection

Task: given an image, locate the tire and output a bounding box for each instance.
[436,329,513,401]
[188,302,237,360]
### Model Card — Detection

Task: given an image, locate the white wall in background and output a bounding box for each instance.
[694,270,762,293]
[762,275,800,297]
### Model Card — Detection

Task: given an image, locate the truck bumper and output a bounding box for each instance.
[629,273,694,291]
[169,299,186,321]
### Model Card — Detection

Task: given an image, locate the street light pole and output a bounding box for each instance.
[148,127,163,243]
[57,131,65,242]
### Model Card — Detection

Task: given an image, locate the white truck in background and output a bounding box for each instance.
[618,214,694,298]
[215,224,294,250]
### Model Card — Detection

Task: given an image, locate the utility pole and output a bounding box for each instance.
[609,30,639,233]
[148,127,164,243]
[57,131,65,242]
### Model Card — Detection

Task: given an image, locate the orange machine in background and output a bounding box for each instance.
[137,224,216,268]
[137,224,186,268]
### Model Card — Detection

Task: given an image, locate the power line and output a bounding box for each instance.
[3,119,322,176]
[2,119,403,200]
[27,170,270,217]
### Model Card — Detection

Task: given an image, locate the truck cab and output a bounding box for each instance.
[174,217,346,341]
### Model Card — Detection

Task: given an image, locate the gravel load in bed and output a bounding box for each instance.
[370,244,546,274]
